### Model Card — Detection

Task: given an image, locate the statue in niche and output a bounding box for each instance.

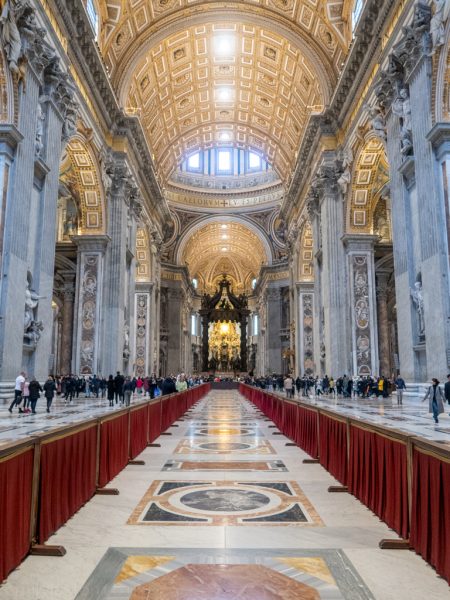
[410,281,425,339]
[63,212,77,239]
[392,88,413,155]
[430,0,450,51]
[23,320,43,346]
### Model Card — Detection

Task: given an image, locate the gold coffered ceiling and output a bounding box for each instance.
[180,222,268,290]
[122,22,325,182]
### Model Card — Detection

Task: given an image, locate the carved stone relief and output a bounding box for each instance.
[352,255,372,376]
[135,293,148,377]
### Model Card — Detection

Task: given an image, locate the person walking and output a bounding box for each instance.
[284,375,294,399]
[423,378,445,424]
[28,377,43,414]
[22,377,31,413]
[114,371,125,404]
[394,375,407,405]
[8,371,26,413]
[444,374,450,411]
[107,374,115,407]
[123,377,133,407]
[43,375,57,413]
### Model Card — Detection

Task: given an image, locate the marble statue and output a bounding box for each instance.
[337,147,353,195]
[392,88,413,155]
[123,324,130,359]
[0,0,23,74]
[368,107,387,142]
[430,0,450,51]
[35,100,45,158]
[24,280,40,331]
[23,320,43,346]
[410,281,425,337]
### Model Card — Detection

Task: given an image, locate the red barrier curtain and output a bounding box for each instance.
[296,406,319,459]
[319,414,348,485]
[282,402,298,441]
[39,425,97,543]
[410,448,450,584]
[0,447,34,582]
[348,425,409,539]
[130,406,149,460]
[98,414,129,488]
[148,400,162,443]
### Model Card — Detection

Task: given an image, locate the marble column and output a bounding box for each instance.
[314,165,351,377]
[100,158,136,376]
[59,274,76,375]
[344,235,379,377]
[266,287,282,373]
[167,287,183,374]
[376,272,392,377]
[73,236,109,375]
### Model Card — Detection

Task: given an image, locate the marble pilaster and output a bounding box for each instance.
[344,235,379,377]
[266,287,282,374]
[59,273,76,375]
[73,235,109,375]
[297,283,315,375]
[134,283,152,377]
[376,272,391,377]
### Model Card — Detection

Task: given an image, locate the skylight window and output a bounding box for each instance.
[218,150,231,172]
[188,153,200,169]
[214,35,235,57]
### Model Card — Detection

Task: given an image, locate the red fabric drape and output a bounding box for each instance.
[98,414,129,488]
[282,401,298,441]
[160,396,172,432]
[0,447,34,582]
[319,413,348,485]
[148,399,162,443]
[296,406,319,459]
[39,425,97,543]
[410,448,450,583]
[130,405,149,459]
[348,425,409,538]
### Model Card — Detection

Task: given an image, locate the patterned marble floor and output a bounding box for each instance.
[1,390,449,599]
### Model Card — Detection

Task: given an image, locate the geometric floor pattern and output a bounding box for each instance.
[75,548,375,599]
[127,480,323,526]
[161,459,288,471]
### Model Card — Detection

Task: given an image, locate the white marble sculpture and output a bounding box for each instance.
[430,0,450,52]
[410,281,425,337]
[337,147,353,196]
[368,107,387,142]
[392,88,413,155]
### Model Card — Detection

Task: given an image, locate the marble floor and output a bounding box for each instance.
[1,390,449,599]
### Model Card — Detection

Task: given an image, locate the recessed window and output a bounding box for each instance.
[191,314,197,336]
[248,151,261,170]
[192,278,198,289]
[253,314,259,336]
[218,150,231,172]
[188,153,200,170]
[86,0,98,35]
[252,278,257,290]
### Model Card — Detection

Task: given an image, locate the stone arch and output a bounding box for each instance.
[346,137,389,233]
[135,227,152,282]
[61,135,106,233]
[297,220,314,282]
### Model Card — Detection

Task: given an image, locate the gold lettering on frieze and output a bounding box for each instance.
[166,191,283,209]
[267,271,289,281]
[161,271,182,281]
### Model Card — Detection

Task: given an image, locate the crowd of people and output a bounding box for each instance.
[7,371,206,415]
[244,373,450,422]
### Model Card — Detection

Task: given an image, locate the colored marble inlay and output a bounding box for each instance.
[76,548,374,600]
[162,459,287,472]
[173,439,276,455]
[127,481,323,526]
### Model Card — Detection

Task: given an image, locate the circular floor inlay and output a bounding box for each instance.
[198,428,251,436]
[199,442,251,450]
[180,489,270,512]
